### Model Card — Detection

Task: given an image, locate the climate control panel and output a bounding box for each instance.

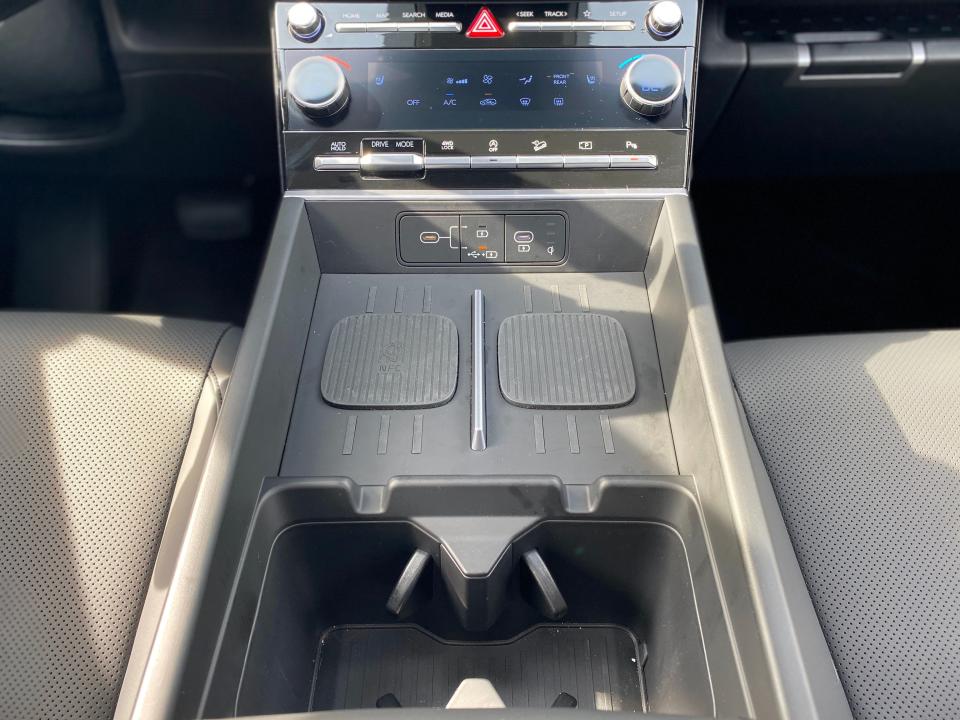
[274,1,699,190]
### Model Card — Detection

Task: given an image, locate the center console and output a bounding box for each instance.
[116,4,852,720]
[275,1,696,189]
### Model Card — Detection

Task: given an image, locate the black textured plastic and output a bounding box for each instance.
[498,313,636,408]
[320,313,458,409]
[311,624,646,712]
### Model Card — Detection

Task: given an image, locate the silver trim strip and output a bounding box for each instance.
[426,21,463,32]
[470,155,519,169]
[470,289,487,451]
[508,19,630,32]
[508,21,542,31]
[360,153,425,173]
[313,155,360,171]
[516,154,565,168]
[336,20,462,33]
[570,20,606,30]
[424,156,472,169]
[562,154,612,168]
[610,154,658,169]
[287,188,687,200]
[396,22,431,32]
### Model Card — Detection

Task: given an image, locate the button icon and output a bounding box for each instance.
[519,75,534,85]
[441,140,455,151]
[480,96,497,106]
[482,74,494,85]
[520,97,532,107]
[625,140,638,150]
[553,97,565,107]
[465,7,504,38]
[578,140,593,150]
[488,139,499,152]
[532,139,548,152]
[419,225,458,248]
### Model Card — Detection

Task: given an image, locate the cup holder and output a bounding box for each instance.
[205,511,717,717]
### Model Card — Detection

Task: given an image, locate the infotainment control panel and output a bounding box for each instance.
[273,1,699,190]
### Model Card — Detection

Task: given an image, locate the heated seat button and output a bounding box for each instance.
[460,215,505,263]
[399,215,461,264]
[505,214,566,263]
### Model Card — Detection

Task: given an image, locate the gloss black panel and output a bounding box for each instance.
[282,47,688,131]
[274,1,700,50]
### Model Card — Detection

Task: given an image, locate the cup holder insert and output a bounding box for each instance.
[218,519,715,718]
[313,623,647,711]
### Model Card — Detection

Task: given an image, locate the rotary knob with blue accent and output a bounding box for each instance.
[287,2,324,41]
[619,54,683,118]
[646,1,683,38]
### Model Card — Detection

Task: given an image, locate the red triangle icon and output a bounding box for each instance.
[466,7,504,38]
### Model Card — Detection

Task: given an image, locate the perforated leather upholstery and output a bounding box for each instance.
[727,332,960,720]
[0,313,236,719]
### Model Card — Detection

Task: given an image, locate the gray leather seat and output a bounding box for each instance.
[727,332,960,720]
[0,312,239,719]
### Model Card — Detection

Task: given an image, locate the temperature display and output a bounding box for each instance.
[368,60,604,119]
[282,47,688,132]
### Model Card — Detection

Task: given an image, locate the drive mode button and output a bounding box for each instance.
[361,137,425,177]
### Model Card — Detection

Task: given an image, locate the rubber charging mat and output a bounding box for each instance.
[320,313,458,409]
[498,313,636,409]
[310,624,647,711]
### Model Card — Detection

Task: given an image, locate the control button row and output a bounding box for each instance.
[315,154,657,172]
[399,214,566,265]
[335,21,462,33]
[465,154,658,170]
[508,20,636,32]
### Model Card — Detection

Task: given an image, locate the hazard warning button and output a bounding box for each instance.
[465,7,505,38]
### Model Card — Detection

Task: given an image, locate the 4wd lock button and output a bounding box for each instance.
[505,214,566,263]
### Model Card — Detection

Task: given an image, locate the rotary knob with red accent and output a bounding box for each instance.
[287,56,350,120]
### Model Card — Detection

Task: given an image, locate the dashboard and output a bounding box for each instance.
[273,1,699,189]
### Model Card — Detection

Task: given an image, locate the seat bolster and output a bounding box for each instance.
[117,326,241,719]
